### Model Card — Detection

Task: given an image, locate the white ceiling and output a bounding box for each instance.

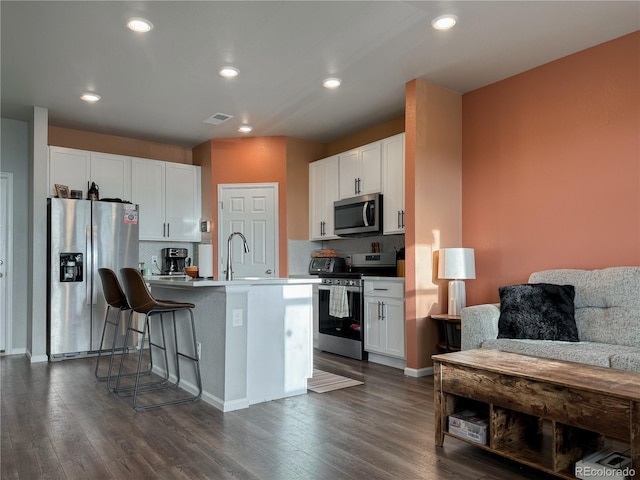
[2,1,638,148]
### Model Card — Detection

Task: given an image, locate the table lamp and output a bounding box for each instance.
[438,248,476,315]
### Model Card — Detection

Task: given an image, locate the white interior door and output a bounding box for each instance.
[0,173,13,352]
[218,183,278,279]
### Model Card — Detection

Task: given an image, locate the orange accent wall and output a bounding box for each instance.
[286,137,328,240]
[194,136,325,278]
[462,32,640,305]
[326,116,405,156]
[48,125,192,164]
[207,137,288,278]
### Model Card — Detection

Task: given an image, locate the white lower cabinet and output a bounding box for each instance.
[364,279,405,359]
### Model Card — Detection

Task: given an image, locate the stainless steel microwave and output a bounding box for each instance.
[334,193,383,237]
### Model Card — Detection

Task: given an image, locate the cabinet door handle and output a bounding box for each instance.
[401,210,405,228]
[167,223,170,237]
[398,211,401,229]
[381,302,386,320]
[354,178,358,195]
[357,178,362,194]
[373,288,388,291]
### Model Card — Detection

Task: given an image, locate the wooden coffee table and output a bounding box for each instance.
[433,349,639,479]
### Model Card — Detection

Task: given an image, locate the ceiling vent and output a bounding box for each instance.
[203,113,233,125]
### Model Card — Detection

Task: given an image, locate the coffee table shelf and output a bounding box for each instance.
[434,350,639,479]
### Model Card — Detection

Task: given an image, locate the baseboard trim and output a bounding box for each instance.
[367,352,406,370]
[404,366,434,377]
[27,352,48,363]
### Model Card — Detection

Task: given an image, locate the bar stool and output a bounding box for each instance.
[95,268,154,391]
[116,267,202,411]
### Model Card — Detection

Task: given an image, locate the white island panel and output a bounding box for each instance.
[247,284,313,405]
[148,278,315,412]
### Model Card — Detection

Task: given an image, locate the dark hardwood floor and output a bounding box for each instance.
[1,350,555,479]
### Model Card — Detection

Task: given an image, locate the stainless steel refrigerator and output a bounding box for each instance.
[47,198,139,360]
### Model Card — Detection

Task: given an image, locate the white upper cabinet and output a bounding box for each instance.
[382,133,405,234]
[165,162,201,242]
[49,147,132,201]
[49,146,201,242]
[131,158,201,242]
[90,152,132,201]
[131,158,165,239]
[338,141,382,199]
[310,132,405,237]
[309,155,340,240]
[48,147,92,197]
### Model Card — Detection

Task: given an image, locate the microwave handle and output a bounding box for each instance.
[362,201,369,227]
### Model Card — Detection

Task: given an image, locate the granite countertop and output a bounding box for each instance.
[145,276,321,288]
[362,276,405,282]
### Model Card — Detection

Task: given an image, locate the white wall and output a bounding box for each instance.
[29,107,49,362]
[1,118,29,353]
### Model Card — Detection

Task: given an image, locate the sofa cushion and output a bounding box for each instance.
[529,267,640,347]
[609,351,640,374]
[481,339,640,369]
[497,283,579,342]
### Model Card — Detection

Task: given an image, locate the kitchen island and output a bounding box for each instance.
[146,277,319,412]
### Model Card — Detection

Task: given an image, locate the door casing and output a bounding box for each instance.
[0,172,14,354]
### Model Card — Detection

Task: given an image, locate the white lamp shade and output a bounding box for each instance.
[438,248,476,280]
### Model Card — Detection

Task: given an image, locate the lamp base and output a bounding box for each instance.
[448,280,466,316]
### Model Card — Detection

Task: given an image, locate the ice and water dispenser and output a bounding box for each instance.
[59,253,83,282]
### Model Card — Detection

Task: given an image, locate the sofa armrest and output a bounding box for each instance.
[461,303,500,350]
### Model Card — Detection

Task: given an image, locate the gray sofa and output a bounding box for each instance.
[461,266,640,373]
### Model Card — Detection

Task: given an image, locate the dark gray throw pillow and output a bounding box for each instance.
[497,283,579,342]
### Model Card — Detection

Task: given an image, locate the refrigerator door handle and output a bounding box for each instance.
[86,226,92,305]
[91,225,98,304]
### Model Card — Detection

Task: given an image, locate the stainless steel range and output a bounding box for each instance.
[317,252,396,360]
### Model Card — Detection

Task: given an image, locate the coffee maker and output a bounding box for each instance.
[161,248,188,275]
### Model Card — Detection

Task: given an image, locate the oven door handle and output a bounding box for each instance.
[318,285,361,293]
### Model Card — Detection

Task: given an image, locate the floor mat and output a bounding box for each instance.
[307,369,364,393]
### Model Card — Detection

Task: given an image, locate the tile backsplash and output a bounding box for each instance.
[143,235,404,277]
[139,241,196,274]
[289,234,405,275]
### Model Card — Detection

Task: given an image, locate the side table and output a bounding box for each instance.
[431,314,461,352]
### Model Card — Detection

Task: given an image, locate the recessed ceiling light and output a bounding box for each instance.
[127,17,153,33]
[81,93,101,102]
[219,67,240,78]
[432,14,457,30]
[238,125,253,133]
[323,77,342,89]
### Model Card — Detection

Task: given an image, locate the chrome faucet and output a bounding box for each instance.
[225,232,250,281]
